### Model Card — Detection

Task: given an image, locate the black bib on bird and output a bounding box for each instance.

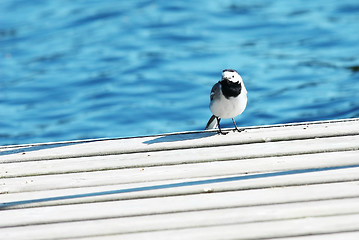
[220,80,242,99]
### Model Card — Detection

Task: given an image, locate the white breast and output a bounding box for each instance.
[210,85,247,119]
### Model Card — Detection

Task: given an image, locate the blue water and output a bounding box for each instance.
[1,0,359,146]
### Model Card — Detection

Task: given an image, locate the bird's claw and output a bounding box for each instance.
[217,130,228,135]
[233,128,243,133]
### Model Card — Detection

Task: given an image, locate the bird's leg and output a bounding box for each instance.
[232,118,242,132]
[217,117,228,135]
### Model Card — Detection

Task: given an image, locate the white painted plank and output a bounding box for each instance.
[2,180,359,227]
[2,165,359,209]
[0,136,359,191]
[1,192,359,230]
[1,119,359,163]
[1,134,359,178]
[2,210,359,240]
[72,214,359,240]
[0,148,359,193]
[73,232,359,240]
[279,232,359,240]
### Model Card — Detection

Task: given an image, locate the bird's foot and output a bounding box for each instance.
[217,129,228,135]
[233,127,243,133]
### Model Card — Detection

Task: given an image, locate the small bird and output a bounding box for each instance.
[205,69,247,134]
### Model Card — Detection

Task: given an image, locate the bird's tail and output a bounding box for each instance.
[205,115,218,130]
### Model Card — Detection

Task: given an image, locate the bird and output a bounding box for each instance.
[205,69,247,134]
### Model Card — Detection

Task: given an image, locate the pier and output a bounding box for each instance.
[1,118,359,239]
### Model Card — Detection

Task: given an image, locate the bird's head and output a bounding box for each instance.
[222,69,242,83]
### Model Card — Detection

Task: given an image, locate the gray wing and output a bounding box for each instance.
[205,115,218,129]
[210,82,221,102]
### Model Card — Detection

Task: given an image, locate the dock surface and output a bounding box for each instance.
[1,118,359,239]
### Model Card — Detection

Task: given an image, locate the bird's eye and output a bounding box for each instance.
[232,75,234,78]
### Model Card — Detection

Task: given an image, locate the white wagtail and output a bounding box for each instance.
[205,69,247,134]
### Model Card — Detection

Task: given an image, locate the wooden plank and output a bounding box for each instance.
[2,180,359,223]
[1,118,359,239]
[2,136,359,194]
[2,210,359,239]
[1,135,359,178]
[2,158,359,209]
[2,184,359,228]
[74,232,359,240]
[76,214,359,240]
[279,232,359,240]
[1,119,359,163]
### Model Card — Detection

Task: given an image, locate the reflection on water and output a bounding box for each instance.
[0,0,359,145]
